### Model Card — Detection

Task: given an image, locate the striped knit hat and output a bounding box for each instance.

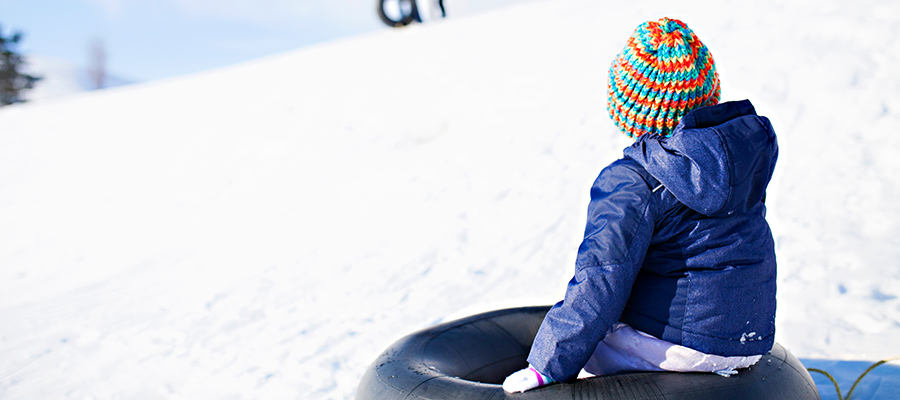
[607,18,720,138]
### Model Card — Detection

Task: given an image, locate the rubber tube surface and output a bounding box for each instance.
[356,306,821,400]
[377,0,418,27]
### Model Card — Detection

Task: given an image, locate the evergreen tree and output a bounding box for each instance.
[0,25,42,106]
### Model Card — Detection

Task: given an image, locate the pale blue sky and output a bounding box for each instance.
[1,0,529,82]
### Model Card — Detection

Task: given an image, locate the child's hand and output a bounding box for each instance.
[502,365,555,393]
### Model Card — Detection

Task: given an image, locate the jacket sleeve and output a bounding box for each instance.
[527,159,656,382]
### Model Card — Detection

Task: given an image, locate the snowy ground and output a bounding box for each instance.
[1,0,899,399]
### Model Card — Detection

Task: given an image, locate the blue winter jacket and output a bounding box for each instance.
[527,100,779,382]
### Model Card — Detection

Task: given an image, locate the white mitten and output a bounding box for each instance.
[502,365,555,393]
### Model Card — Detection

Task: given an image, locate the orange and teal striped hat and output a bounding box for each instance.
[607,18,720,139]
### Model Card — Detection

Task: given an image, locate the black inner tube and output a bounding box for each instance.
[377,0,419,27]
[357,306,821,400]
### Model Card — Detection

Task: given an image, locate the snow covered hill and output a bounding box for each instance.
[21,55,134,102]
[1,0,899,399]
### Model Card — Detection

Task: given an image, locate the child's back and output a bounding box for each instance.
[504,18,778,392]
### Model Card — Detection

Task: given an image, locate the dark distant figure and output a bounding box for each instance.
[378,0,445,27]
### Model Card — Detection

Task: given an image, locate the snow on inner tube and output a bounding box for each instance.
[356,306,821,400]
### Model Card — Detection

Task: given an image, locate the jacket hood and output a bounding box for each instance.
[623,100,778,217]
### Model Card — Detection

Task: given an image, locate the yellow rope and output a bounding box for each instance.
[807,356,900,400]
[845,356,900,399]
[807,368,842,399]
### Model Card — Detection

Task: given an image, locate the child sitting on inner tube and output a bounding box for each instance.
[504,17,779,393]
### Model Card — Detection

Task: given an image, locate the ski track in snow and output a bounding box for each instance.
[2,0,900,399]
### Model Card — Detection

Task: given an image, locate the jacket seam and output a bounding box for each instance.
[710,126,734,215]
[683,271,693,345]
[575,259,625,269]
